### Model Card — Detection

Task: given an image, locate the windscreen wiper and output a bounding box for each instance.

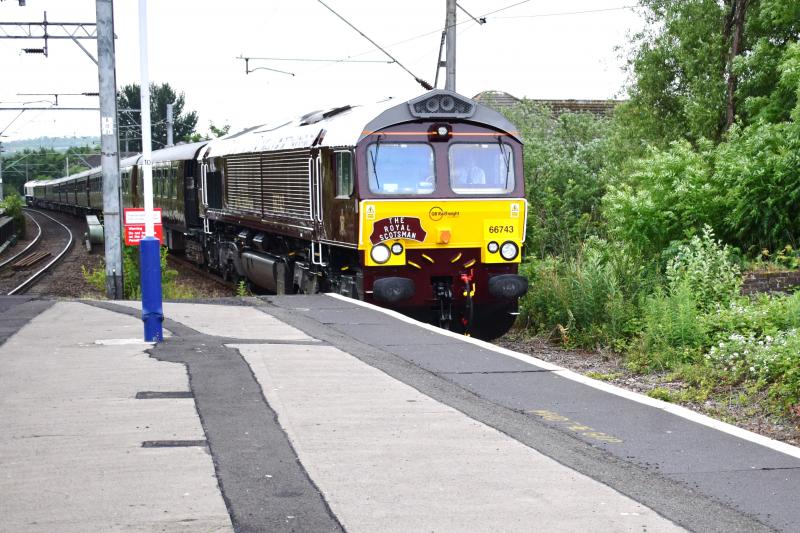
[370,135,383,190]
[498,136,511,189]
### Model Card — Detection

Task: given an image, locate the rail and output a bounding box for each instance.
[0,211,44,270]
[7,209,74,295]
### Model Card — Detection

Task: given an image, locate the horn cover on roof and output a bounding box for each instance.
[359,89,522,143]
[407,90,476,119]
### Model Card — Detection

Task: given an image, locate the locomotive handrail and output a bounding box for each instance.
[315,154,323,222]
[8,209,74,296]
[0,209,44,271]
[307,156,314,220]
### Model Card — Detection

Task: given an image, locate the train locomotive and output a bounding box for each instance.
[26,89,528,339]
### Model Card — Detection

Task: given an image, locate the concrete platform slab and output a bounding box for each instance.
[0,302,232,532]
[239,342,683,533]
[119,300,313,341]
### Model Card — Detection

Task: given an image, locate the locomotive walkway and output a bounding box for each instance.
[1,295,798,532]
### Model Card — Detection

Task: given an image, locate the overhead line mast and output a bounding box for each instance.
[0,4,122,298]
[95,0,123,300]
[445,0,457,91]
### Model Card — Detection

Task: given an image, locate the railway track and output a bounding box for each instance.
[0,209,74,295]
[166,253,236,293]
[0,211,43,271]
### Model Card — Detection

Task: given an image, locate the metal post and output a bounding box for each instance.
[138,0,163,342]
[0,142,4,201]
[96,0,123,299]
[166,102,173,147]
[445,0,457,92]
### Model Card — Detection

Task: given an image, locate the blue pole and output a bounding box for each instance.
[137,1,162,343]
[140,236,163,342]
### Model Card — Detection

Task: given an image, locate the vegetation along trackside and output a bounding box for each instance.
[507,0,800,424]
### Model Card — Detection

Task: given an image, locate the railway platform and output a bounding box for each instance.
[1,295,798,532]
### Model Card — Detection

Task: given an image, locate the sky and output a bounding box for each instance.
[0,0,645,143]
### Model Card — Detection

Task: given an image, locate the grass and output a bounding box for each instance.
[83,245,200,300]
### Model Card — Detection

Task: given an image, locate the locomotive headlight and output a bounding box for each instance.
[487,241,499,254]
[391,242,404,255]
[371,243,391,264]
[437,126,448,136]
[500,241,519,261]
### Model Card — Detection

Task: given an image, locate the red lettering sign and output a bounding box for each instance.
[369,216,427,244]
[123,208,164,246]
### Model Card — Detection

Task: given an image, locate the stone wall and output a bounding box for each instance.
[741,270,800,295]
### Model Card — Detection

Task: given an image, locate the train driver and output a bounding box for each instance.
[452,151,487,186]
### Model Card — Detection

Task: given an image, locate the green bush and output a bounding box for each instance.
[703,329,800,411]
[665,226,742,310]
[83,245,197,299]
[503,101,612,257]
[603,121,800,259]
[1,194,26,238]
[715,120,800,254]
[602,140,723,259]
[638,282,706,369]
[519,238,650,349]
[702,292,800,345]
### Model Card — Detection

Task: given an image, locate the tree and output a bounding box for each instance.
[117,82,198,152]
[621,0,800,146]
[735,0,800,124]
[724,0,750,129]
[622,0,731,145]
[502,101,613,257]
[209,122,231,138]
[185,121,231,143]
[0,145,97,194]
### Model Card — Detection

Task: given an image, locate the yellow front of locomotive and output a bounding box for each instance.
[359,198,526,268]
[354,90,528,338]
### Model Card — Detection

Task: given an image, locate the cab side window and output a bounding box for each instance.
[334,151,353,198]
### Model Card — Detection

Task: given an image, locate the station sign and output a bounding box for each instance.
[123,208,163,245]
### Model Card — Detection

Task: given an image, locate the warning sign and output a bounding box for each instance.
[123,208,163,246]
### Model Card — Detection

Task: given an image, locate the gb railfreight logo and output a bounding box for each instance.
[428,206,460,221]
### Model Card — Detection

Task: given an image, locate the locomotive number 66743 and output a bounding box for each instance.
[25,89,528,339]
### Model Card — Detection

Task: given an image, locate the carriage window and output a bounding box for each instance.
[367,143,434,195]
[335,151,353,197]
[171,163,178,199]
[449,143,515,194]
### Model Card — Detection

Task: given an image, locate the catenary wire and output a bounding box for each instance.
[494,5,636,19]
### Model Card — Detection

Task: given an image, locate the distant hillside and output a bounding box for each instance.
[2,136,99,153]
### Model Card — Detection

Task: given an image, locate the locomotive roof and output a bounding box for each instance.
[201,90,521,159]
